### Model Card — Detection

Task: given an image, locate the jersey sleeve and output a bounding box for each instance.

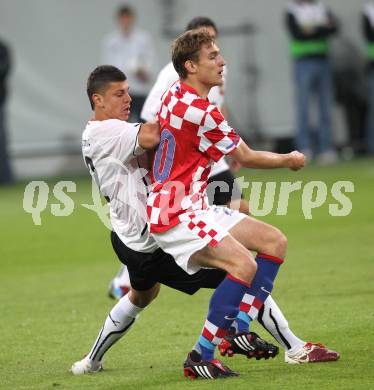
[197,104,242,162]
[94,120,145,163]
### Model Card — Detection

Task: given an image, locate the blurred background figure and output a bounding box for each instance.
[362,1,374,155]
[102,4,155,122]
[0,38,12,185]
[330,35,367,157]
[285,0,339,164]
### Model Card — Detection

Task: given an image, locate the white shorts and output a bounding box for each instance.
[152,206,246,275]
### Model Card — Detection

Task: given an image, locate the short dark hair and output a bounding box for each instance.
[86,65,126,110]
[117,5,134,18]
[172,30,214,79]
[186,16,218,35]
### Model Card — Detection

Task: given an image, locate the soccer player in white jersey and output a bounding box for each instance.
[72,65,281,377]
[146,30,339,378]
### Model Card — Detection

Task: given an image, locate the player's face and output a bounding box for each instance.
[99,81,132,121]
[195,43,225,88]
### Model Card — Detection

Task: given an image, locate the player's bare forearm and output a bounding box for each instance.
[138,122,160,150]
[231,142,305,171]
[245,150,292,169]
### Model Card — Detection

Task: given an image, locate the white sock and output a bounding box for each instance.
[88,294,143,363]
[257,296,304,352]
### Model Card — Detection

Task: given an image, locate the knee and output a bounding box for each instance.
[239,199,250,215]
[264,228,287,259]
[150,283,161,301]
[231,254,257,284]
[129,284,160,308]
[274,230,288,259]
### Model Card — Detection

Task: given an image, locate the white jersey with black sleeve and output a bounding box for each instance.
[82,119,158,253]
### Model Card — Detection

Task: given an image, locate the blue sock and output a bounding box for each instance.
[198,274,250,361]
[198,336,216,361]
[236,253,284,331]
[236,311,252,333]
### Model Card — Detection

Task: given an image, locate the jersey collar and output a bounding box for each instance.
[178,80,209,101]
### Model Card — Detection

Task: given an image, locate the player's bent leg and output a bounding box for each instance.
[217,215,286,357]
[229,216,287,259]
[71,284,159,375]
[188,235,259,371]
[152,209,273,373]
[190,234,256,283]
[191,236,277,365]
[230,216,286,321]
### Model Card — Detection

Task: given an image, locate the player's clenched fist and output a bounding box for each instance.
[288,151,305,171]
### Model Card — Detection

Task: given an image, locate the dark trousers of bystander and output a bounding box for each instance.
[366,67,374,154]
[293,57,333,155]
[0,106,12,184]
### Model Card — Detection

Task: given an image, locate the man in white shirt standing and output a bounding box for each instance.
[102,5,155,122]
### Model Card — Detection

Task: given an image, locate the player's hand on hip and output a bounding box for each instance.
[288,151,305,171]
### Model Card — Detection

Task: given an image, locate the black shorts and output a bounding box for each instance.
[111,231,226,294]
[207,169,243,206]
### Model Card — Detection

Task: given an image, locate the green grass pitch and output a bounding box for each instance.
[1,159,373,389]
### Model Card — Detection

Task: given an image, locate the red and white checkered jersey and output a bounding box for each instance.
[141,62,229,176]
[147,81,242,233]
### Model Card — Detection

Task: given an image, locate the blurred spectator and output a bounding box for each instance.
[362,2,374,155]
[102,5,155,122]
[0,38,12,185]
[330,36,367,156]
[285,0,338,164]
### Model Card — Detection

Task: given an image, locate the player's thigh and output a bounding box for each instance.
[229,215,286,255]
[190,234,255,277]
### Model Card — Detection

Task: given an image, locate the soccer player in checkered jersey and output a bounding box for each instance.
[107,17,242,300]
[147,30,340,378]
[107,16,339,367]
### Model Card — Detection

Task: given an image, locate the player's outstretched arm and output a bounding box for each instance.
[138,122,160,150]
[231,141,305,171]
